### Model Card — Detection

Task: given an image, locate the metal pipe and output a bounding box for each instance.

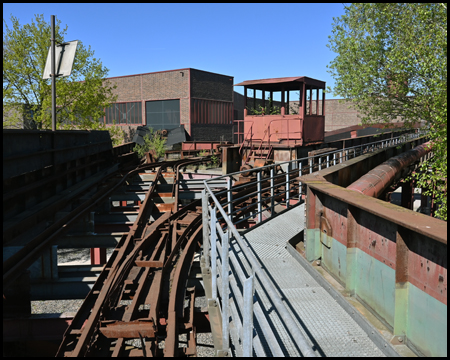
[347,141,432,198]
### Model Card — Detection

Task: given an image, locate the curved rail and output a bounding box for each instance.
[56,158,214,357]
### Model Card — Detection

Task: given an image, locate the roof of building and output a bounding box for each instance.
[234,76,325,91]
[105,68,233,81]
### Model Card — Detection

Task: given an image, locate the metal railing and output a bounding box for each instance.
[201,129,427,356]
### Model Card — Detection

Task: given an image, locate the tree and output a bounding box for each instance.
[327,3,447,220]
[3,13,118,132]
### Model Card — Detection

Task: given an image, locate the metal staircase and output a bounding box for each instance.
[238,122,274,166]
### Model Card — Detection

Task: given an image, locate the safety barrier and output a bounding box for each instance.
[201,129,427,356]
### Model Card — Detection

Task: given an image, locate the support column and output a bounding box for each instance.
[286,91,290,114]
[300,83,305,117]
[393,226,409,341]
[420,189,429,215]
[269,91,273,114]
[281,88,285,116]
[345,205,358,296]
[401,179,414,210]
[322,88,325,117]
[253,88,256,113]
[305,187,322,261]
[244,86,247,117]
[316,88,319,115]
[309,88,312,115]
[262,90,265,114]
[91,248,107,265]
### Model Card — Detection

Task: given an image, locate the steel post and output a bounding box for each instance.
[210,207,217,299]
[270,168,274,215]
[298,162,303,202]
[202,189,210,266]
[221,230,230,351]
[242,275,254,357]
[257,172,262,222]
[227,176,233,222]
[286,163,290,208]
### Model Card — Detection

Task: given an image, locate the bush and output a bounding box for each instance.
[133,127,166,159]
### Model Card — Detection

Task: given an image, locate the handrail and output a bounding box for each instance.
[201,128,428,355]
[203,187,317,356]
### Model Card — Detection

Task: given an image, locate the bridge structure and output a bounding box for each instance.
[3,128,446,357]
[201,130,446,357]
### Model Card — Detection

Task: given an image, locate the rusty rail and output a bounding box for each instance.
[56,158,214,357]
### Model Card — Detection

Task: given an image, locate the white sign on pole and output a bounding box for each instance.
[43,40,78,79]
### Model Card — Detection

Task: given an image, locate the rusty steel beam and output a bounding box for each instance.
[55,158,217,357]
[99,319,156,338]
[347,141,432,197]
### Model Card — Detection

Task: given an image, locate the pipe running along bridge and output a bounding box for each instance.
[3,128,446,357]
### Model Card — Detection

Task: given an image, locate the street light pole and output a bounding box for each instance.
[51,15,56,131]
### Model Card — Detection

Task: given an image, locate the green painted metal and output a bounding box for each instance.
[305,229,321,262]
[407,283,447,357]
[356,250,396,328]
[308,229,448,357]
[394,282,409,338]
[321,237,347,285]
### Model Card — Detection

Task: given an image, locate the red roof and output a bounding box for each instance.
[235,76,325,91]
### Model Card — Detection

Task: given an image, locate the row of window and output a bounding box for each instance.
[103,100,178,128]
[99,98,233,129]
[105,102,142,125]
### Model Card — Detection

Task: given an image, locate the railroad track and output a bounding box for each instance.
[4,151,294,357]
[56,158,213,357]
[55,156,279,357]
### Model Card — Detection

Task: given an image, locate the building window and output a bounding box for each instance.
[105,102,142,125]
[145,99,180,130]
[191,99,233,125]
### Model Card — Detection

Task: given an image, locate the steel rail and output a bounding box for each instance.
[164,215,203,356]
[56,157,215,357]
[57,165,170,356]
[3,160,166,292]
[205,182,317,356]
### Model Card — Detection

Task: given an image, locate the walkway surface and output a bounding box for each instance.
[236,204,389,357]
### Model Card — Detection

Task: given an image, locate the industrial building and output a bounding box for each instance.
[3,66,402,140]
[101,68,235,142]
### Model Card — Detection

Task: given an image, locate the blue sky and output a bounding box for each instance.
[3,3,346,99]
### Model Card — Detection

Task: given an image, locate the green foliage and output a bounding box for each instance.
[3,14,117,130]
[133,128,166,159]
[106,121,126,147]
[210,152,220,167]
[327,3,447,220]
[247,96,281,115]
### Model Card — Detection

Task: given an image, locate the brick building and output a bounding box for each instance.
[3,67,401,139]
[102,68,235,142]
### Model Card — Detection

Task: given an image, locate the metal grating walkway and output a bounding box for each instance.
[235,204,388,357]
